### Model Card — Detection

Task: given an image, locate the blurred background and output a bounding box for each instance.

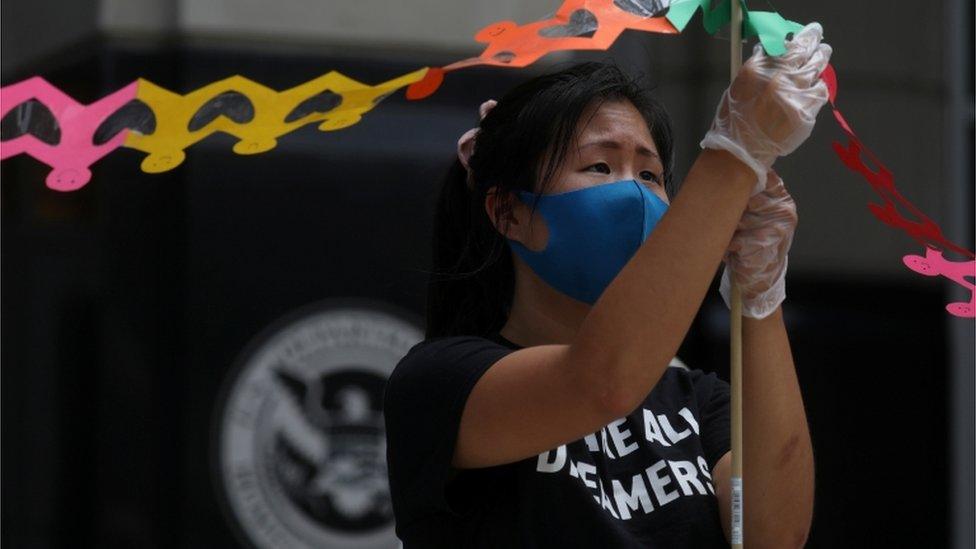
[1,0,973,547]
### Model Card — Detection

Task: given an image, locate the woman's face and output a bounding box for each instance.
[542,99,668,205]
[487,98,669,255]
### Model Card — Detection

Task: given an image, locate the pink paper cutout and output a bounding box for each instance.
[903,248,976,318]
[0,77,138,191]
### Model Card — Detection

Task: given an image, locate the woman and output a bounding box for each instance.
[384,23,831,548]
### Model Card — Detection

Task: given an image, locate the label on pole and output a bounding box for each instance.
[731,476,743,545]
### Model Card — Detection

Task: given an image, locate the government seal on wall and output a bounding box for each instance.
[213,299,423,549]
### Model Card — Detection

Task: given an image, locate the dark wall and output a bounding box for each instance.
[0,0,100,79]
[0,42,526,548]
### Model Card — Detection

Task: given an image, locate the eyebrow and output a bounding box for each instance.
[579,139,660,160]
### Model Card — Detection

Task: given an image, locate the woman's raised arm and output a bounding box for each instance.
[454,25,831,469]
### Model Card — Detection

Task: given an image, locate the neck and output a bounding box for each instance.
[499,256,591,347]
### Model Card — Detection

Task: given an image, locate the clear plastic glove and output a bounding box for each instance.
[701,22,832,194]
[720,170,797,319]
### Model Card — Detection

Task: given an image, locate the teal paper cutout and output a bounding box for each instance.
[703,0,731,34]
[666,0,807,57]
[742,9,805,56]
[666,0,731,34]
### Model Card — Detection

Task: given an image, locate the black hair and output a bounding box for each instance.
[425,61,675,339]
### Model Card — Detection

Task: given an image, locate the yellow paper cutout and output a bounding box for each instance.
[125,68,429,173]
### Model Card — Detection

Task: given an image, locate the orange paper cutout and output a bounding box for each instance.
[408,0,676,99]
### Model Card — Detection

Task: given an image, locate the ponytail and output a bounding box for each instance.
[424,158,514,339]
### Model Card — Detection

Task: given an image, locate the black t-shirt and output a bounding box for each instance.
[383,332,731,548]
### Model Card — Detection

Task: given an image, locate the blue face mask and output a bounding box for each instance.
[506,179,669,304]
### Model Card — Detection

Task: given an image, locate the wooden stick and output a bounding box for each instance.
[730,284,744,548]
[729,1,745,548]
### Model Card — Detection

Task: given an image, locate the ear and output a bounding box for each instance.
[484,186,525,242]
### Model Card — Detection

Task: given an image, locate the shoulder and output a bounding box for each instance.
[388,335,513,384]
[384,335,514,410]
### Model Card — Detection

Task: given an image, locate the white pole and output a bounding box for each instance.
[728,1,744,548]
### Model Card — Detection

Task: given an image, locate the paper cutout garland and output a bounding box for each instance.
[665,0,805,56]
[0,0,972,316]
[126,69,428,173]
[407,0,803,99]
[408,0,677,100]
[0,68,428,180]
[821,64,975,317]
[444,0,677,70]
[407,0,976,317]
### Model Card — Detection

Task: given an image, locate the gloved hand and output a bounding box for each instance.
[701,22,832,194]
[720,170,797,319]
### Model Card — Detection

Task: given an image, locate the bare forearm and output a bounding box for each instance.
[742,307,814,548]
[573,149,755,410]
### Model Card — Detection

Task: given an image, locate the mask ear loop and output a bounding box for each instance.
[511,187,550,254]
[635,180,652,242]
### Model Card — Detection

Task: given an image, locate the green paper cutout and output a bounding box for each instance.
[664,0,703,31]
[666,0,730,34]
[743,10,805,56]
[666,0,807,57]
[703,0,731,34]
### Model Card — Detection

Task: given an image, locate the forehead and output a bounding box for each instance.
[574,100,656,151]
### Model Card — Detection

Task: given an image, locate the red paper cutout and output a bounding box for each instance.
[903,248,976,318]
[823,64,974,260]
[830,138,971,257]
[405,68,445,101]
[407,0,677,99]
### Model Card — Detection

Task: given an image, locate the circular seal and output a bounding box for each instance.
[213,299,423,549]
